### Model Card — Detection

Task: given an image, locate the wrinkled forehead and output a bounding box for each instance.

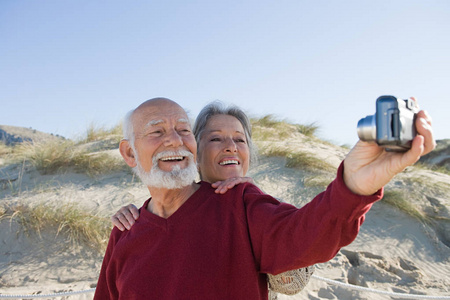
[141,115,190,132]
[132,102,190,129]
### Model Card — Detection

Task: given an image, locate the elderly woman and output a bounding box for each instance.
[112,101,314,298]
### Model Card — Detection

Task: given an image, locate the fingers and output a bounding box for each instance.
[417,110,432,125]
[214,179,239,194]
[410,97,435,155]
[128,204,140,219]
[210,181,223,188]
[415,110,436,156]
[212,177,255,194]
[111,204,139,231]
[111,213,127,231]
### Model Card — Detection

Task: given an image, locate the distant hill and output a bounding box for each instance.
[419,139,450,171]
[0,125,63,145]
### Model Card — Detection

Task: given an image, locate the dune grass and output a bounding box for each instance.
[82,122,123,144]
[381,189,427,222]
[251,115,335,172]
[0,206,6,219]
[0,141,13,156]
[12,139,127,176]
[5,202,110,252]
[285,152,335,171]
[295,122,319,137]
[251,115,318,140]
[414,162,450,176]
[401,174,450,198]
[304,176,333,189]
[262,147,335,172]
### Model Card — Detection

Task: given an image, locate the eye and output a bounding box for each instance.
[178,128,191,135]
[235,138,246,143]
[148,130,163,137]
[210,137,221,142]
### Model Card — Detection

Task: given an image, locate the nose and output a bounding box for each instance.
[223,138,237,152]
[164,129,183,148]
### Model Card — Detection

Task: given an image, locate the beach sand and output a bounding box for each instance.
[1,142,449,299]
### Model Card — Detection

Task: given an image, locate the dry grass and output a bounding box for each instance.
[251,115,318,141]
[285,152,335,171]
[414,162,450,176]
[251,115,333,173]
[402,174,450,198]
[0,142,13,157]
[13,140,127,176]
[83,122,123,144]
[304,176,333,189]
[262,147,335,172]
[382,189,427,222]
[295,122,319,137]
[252,115,282,128]
[0,206,6,219]
[4,202,110,252]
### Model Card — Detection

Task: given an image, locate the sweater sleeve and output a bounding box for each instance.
[244,161,382,275]
[93,228,121,300]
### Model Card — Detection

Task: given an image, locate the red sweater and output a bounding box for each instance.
[94,164,382,300]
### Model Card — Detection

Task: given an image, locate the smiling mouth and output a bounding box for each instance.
[160,156,185,162]
[219,160,239,166]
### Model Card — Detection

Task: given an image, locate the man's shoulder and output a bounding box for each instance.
[108,225,127,246]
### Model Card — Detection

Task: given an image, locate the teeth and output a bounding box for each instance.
[160,156,184,161]
[219,160,239,165]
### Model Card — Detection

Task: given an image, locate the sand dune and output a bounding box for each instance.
[0,129,449,299]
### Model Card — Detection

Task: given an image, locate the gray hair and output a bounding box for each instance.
[193,101,257,166]
[122,109,135,148]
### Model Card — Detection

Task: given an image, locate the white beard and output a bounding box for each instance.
[133,150,198,190]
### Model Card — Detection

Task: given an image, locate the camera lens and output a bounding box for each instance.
[357,115,376,142]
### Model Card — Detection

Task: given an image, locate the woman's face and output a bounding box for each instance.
[197,114,250,183]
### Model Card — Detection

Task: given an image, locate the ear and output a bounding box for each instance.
[119,139,137,168]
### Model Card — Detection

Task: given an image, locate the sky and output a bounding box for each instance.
[1,0,449,146]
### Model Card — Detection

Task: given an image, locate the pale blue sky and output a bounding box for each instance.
[1,0,449,146]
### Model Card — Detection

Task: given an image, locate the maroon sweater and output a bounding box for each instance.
[94,164,382,299]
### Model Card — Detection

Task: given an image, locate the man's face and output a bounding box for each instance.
[131,100,197,183]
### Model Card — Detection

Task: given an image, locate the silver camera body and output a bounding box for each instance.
[357,96,418,152]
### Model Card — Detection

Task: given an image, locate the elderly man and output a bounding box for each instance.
[94,97,435,300]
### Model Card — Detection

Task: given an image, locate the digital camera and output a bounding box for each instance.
[357,96,418,152]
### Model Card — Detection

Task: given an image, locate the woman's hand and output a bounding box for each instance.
[211,177,255,194]
[111,204,140,231]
